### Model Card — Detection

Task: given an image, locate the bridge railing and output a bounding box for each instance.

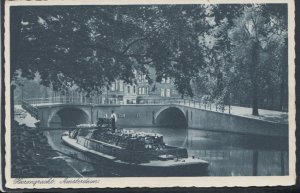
[24,96,230,113]
[21,101,39,119]
[24,97,118,106]
[138,98,228,113]
[138,98,204,107]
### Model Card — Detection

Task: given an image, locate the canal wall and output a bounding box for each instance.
[91,105,288,137]
[37,104,288,137]
[186,107,288,137]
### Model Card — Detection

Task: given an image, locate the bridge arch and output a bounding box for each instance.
[48,107,90,127]
[155,106,187,128]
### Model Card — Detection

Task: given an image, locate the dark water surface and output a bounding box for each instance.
[45,127,288,177]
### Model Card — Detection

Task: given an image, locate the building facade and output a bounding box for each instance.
[16,68,181,105]
[105,67,181,104]
[106,80,137,104]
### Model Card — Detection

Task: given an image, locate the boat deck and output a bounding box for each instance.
[62,135,208,167]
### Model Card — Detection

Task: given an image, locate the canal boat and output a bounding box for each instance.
[61,119,209,176]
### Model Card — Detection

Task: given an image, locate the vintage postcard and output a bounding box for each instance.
[3,0,296,190]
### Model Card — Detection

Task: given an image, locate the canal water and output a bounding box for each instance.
[45,127,288,177]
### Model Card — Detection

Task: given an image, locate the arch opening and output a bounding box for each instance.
[49,107,89,127]
[155,107,187,128]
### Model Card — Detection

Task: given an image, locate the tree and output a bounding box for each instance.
[11,6,144,93]
[229,5,287,115]
[193,4,242,109]
[262,4,288,111]
[11,4,288,112]
[11,5,208,98]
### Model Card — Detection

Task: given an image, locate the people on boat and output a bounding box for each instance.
[110,110,117,132]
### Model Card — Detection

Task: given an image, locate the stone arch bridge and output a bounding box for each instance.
[36,103,191,128]
[24,98,288,137]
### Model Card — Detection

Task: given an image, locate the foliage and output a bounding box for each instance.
[228,5,287,114]
[11,5,207,97]
[11,4,288,113]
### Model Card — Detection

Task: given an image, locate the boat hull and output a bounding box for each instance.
[61,135,209,177]
[108,161,209,177]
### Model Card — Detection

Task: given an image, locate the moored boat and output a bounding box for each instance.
[61,118,209,176]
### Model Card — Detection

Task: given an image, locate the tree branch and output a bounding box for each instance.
[121,37,148,54]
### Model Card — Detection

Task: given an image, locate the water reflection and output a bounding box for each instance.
[45,127,289,177]
[45,131,97,176]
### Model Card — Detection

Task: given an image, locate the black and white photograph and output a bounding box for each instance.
[3,0,296,189]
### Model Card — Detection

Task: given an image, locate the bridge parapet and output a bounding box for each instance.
[25,97,288,124]
[22,97,288,137]
[25,97,107,106]
[21,101,38,119]
[24,97,227,113]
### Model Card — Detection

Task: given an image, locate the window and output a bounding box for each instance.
[111,83,116,91]
[161,77,170,84]
[138,74,147,83]
[127,86,130,93]
[166,88,171,97]
[119,81,124,91]
[142,87,145,95]
[161,88,165,97]
[116,81,119,91]
[138,87,142,95]
[145,87,148,95]
[166,77,171,83]
[133,85,136,93]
